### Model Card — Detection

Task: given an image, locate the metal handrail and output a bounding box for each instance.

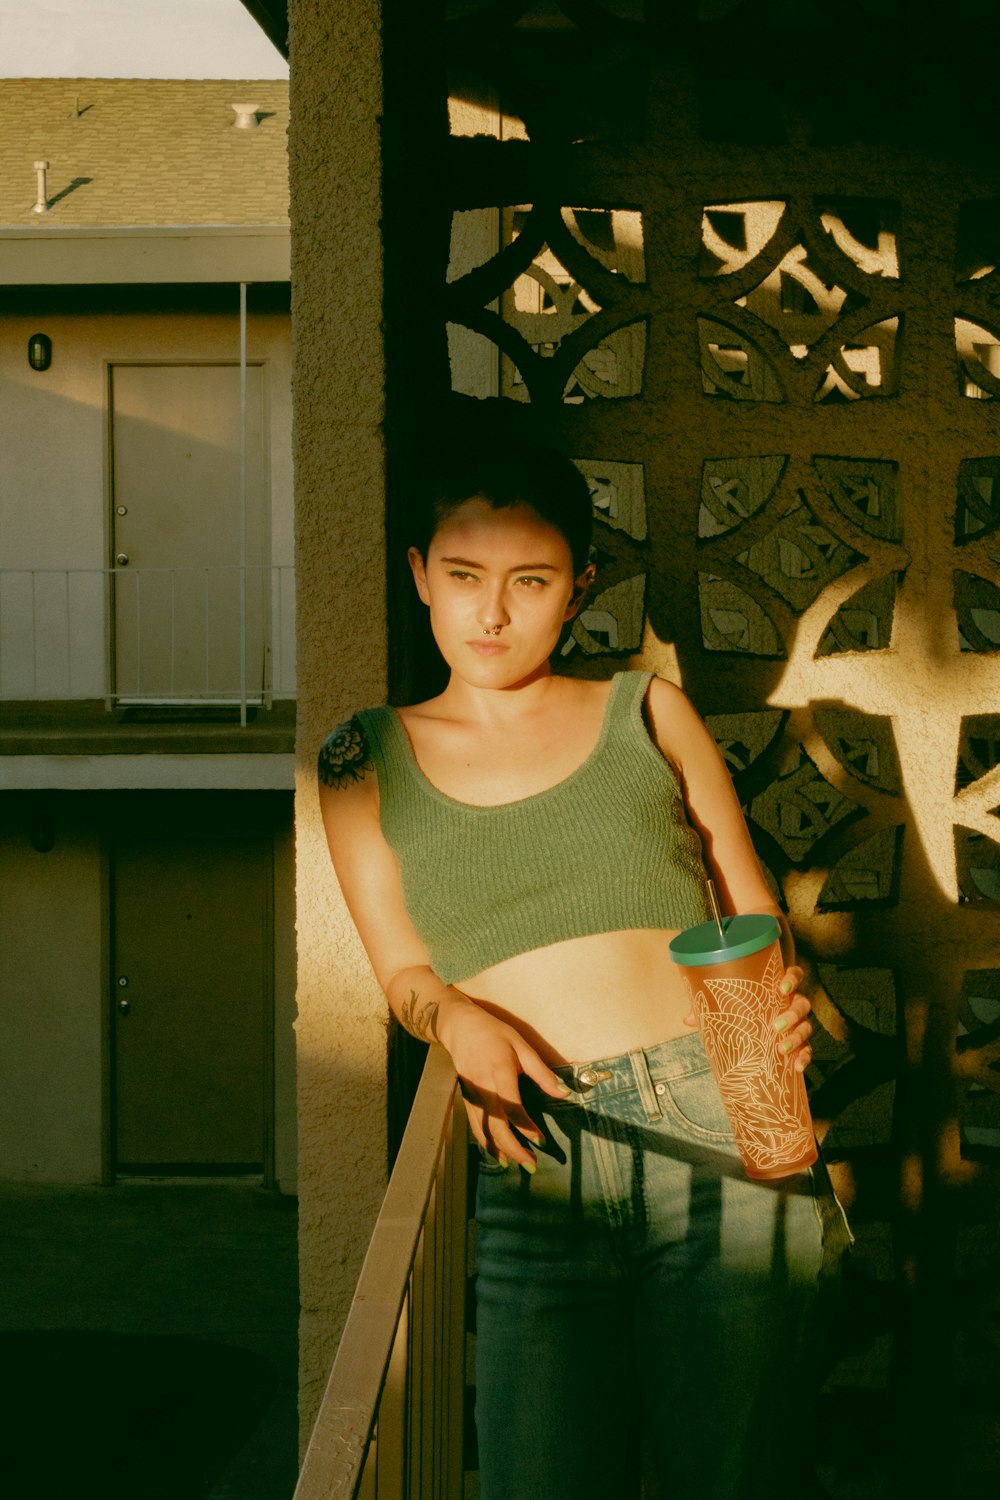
[295,1047,468,1500]
[0,563,296,709]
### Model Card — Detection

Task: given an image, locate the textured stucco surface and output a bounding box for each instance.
[288,0,389,1435]
[435,23,1000,1490]
[286,5,1000,1484]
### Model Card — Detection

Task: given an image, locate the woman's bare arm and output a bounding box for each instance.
[644,679,813,1070]
[317,724,569,1164]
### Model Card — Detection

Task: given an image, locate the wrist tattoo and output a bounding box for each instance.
[318,716,374,789]
[401,988,440,1043]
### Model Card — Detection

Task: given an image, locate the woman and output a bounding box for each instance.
[319,439,850,1499]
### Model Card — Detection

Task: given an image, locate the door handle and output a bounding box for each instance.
[116,553,129,566]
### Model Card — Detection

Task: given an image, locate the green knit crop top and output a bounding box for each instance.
[349,671,712,985]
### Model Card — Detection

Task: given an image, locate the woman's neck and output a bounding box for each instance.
[433,663,566,725]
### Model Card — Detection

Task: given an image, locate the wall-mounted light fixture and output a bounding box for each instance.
[28,333,52,371]
[31,804,56,854]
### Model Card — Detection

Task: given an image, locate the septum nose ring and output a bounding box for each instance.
[483,624,502,637]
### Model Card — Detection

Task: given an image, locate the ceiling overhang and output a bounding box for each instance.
[0,225,290,285]
[238,0,289,60]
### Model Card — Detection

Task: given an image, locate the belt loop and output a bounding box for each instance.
[628,1048,662,1122]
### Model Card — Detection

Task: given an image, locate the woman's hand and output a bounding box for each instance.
[437,995,570,1171]
[772,964,813,1072]
[682,963,814,1073]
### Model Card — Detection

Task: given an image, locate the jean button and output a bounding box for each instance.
[654,1083,666,1096]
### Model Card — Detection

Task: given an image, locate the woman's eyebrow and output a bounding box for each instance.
[440,555,559,571]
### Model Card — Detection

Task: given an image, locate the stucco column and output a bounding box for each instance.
[288,0,388,1436]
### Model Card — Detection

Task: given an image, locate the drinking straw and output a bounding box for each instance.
[706,878,727,945]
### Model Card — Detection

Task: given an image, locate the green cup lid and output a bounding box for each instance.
[669,912,780,967]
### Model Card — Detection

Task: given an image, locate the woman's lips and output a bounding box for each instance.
[467,639,509,655]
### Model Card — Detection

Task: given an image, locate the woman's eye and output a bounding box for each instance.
[447,570,477,582]
[515,575,548,588]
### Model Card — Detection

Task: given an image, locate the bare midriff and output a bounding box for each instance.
[456,927,693,1067]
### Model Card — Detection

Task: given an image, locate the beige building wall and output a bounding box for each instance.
[1,306,294,696]
[0,790,298,1188]
[1,298,298,1188]
[0,799,104,1181]
[288,0,389,1432]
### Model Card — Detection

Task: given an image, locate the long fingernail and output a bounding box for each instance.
[555,1083,572,1096]
[498,1154,509,1169]
[782,1039,796,1053]
[774,1015,789,1033]
[522,1159,537,1175]
[779,980,793,995]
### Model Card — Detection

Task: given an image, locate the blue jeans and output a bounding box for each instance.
[473,1031,852,1500]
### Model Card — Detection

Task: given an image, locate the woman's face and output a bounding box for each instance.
[409,499,593,689]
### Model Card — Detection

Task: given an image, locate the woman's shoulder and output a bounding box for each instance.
[317,709,387,794]
[642,672,692,712]
[604,668,692,723]
[641,674,711,765]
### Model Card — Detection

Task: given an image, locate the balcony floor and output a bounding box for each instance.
[0,699,296,757]
[0,1180,298,1500]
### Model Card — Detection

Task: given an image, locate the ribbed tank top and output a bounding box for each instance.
[354,671,712,985]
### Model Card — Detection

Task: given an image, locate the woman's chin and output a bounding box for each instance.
[445,649,553,691]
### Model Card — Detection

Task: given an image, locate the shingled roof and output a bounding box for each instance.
[0,79,288,227]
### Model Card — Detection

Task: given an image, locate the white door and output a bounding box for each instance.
[110,363,268,702]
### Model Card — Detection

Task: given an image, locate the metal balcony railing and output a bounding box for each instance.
[0,565,296,710]
[295,1048,469,1500]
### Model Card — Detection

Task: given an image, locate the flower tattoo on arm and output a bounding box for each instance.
[401,988,440,1043]
[318,716,374,789]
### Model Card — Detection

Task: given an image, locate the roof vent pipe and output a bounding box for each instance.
[231,103,260,131]
[32,160,50,215]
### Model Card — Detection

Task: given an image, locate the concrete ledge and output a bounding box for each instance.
[0,700,296,757]
[0,754,296,790]
[0,226,291,285]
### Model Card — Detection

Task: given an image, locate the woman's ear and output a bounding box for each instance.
[564,562,596,621]
[408,546,431,605]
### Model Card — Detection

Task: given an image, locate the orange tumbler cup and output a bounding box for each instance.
[669,914,817,1181]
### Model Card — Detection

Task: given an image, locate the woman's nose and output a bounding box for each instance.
[477,584,510,630]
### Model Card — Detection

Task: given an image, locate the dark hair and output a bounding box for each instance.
[413,438,594,576]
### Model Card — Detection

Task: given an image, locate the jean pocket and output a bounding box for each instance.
[476,1146,511,1177]
[661,1065,732,1139]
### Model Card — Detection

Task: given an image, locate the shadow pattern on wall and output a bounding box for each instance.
[384,3,1000,1495]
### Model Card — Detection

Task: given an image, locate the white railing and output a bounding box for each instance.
[0,565,296,707]
[295,1047,468,1500]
